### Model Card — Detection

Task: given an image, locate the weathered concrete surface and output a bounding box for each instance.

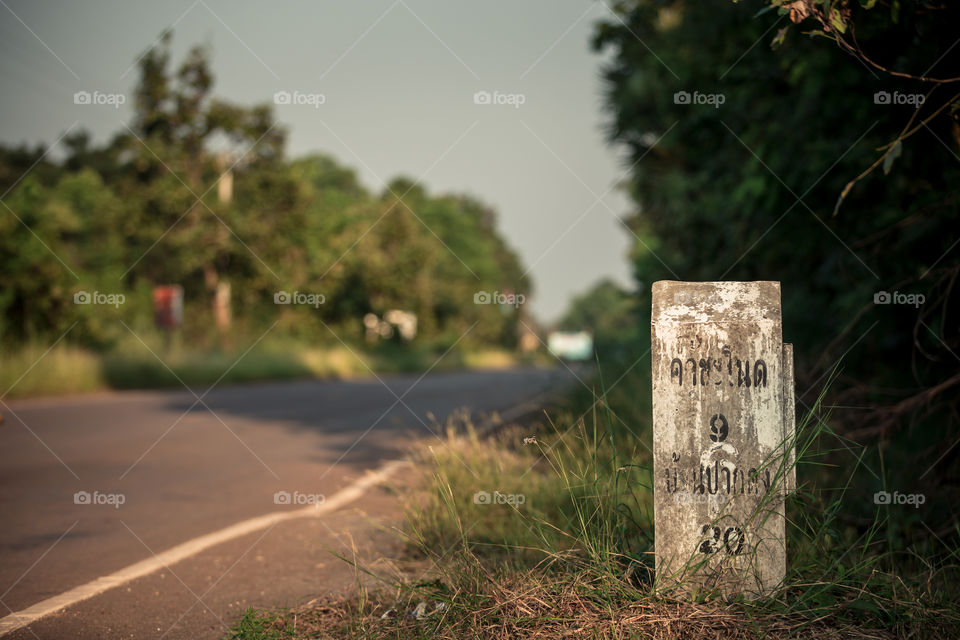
[651,281,794,598]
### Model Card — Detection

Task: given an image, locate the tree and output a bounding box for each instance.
[1,31,531,356]
[594,0,959,529]
[557,278,638,355]
[121,31,286,338]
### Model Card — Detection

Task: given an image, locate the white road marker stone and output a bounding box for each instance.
[651,281,795,598]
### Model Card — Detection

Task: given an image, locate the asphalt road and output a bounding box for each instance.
[0,366,574,637]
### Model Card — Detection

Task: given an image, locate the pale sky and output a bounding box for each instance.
[0,0,636,322]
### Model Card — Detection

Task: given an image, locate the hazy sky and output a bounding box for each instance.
[0,0,636,322]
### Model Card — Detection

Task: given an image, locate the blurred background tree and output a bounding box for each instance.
[556,278,639,358]
[593,0,959,536]
[0,31,529,356]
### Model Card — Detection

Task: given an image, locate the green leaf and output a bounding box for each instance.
[830,11,847,33]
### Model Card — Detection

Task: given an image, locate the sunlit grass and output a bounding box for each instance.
[0,344,104,398]
[229,365,960,639]
[0,340,535,399]
[461,348,521,370]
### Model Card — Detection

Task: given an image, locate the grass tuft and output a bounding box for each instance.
[0,339,530,399]
[223,365,960,639]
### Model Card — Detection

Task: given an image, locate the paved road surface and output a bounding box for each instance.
[0,367,574,638]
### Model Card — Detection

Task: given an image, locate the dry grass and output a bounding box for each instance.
[0,341,526,399]
[226,374,960,640]
[230,571,908,640]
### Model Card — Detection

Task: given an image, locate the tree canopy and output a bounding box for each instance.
[593,0,959,530]
[0,32,529,351]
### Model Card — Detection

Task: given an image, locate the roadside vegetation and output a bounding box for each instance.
[225,0,960,633]
[1,31,532,399]
[225,357,960,639]
[0,338,531,399]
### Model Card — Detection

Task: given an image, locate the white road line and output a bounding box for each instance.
[0,459,409,636]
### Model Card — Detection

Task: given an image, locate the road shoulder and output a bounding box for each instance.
[6,466,414,640]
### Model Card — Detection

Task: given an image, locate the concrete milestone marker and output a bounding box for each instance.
[651,281,795,598]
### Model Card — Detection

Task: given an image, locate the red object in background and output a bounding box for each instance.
[153,285,184,329]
